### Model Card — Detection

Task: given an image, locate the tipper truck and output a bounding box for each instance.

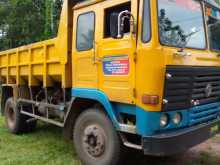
[1,0,220,164]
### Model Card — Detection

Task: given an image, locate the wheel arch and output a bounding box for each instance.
[63,88,120,140]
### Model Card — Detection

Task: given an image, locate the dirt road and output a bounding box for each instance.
[124,134,220,165]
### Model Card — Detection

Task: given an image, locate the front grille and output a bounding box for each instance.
[189,102,220,126]
[163,66,220,111]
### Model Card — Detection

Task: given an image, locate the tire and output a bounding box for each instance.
[1,86,12,116]
[73,108,124,165]
[25,119,37,132]
[4,98,37,134]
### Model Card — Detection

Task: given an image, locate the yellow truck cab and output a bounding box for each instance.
[1,0,220,164]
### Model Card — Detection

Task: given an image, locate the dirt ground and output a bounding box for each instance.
[123,134,220,165]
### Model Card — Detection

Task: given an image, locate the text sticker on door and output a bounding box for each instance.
[103,55,130,75]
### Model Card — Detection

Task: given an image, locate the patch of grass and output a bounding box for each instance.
[0,116,81,165]
[212,135,220,142]
[1,115,220,165]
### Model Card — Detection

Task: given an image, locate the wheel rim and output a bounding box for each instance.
[82,124,106,158]
[7,107,15,129]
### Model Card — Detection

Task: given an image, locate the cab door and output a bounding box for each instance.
[72,7,98,88]
[97,0,137,104]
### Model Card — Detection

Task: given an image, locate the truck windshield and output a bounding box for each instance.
[206,6,220,51]
[157,0,206,49]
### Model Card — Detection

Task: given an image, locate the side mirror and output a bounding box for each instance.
[110,10,135,39]
[110,12,123,39]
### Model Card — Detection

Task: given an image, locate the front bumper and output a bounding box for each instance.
[142,119,220,156]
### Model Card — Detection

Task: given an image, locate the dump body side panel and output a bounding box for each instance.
[0,0,75,88]
[0,39,69,87]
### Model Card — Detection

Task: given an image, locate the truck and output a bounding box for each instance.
[1,0,220,164]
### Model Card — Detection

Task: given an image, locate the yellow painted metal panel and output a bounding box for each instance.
[72,5,98,89]
[31,47,44,63]
[46,45,58,61]
[9,53,17,66]
[9,67,17,75]
[0,55,7,66]
[18,51,29,64]
[135,0,220,112]
[32,64,43,75]
[0,68,7,75]
[96,0,137,104]
[0,0,73,87]
[19,66,29,75]
[48,63,62,75]
[0,38,71,87]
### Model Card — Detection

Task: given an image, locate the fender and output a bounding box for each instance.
[71,88,120,129]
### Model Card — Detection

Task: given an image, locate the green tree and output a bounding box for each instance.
[0,0,63,51]
[44,0,53,38]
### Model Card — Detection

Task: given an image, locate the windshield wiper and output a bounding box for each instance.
[174,28,201,57]
[178,28,201,52]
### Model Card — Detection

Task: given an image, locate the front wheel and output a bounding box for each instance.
[73,108,124,165]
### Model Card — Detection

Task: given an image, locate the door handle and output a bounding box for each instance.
[93,41,102,64]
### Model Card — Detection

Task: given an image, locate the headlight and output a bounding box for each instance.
[173,113,182,125]
[160,114,169,127]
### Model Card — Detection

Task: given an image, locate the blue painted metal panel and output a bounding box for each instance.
[72,88,120,129]
[72,88,220,137]
[189,102,220,126]
[71,88,191,136]
[136,107,189,136]
[136,102,220,136]
[111,103,136,115]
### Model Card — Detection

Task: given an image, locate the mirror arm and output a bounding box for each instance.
[115,10,136,39]
[117,10,132,38]
[117,10,136,38]
[118,11,127,38]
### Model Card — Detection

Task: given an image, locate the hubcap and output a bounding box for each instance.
[82,125,106,157]
[7,107,15,129]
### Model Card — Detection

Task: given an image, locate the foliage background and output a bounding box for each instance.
[0,0,63,51]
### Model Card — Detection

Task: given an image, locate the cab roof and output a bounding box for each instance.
[72,0,220,11]
[73,0,105,10]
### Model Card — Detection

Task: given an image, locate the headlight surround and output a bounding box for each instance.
[172,112,182,125]
[160,114,169,127]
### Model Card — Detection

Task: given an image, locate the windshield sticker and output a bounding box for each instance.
[103,55,129,75]
[161,0,200,11]
[206,6,220,19]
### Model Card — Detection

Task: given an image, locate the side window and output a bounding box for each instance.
[142,0,151,42]
[104,2,131,38]
[76,12,95,51]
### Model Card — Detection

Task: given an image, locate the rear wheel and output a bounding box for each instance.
[73,108,124,165]
[5,98,37,134]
